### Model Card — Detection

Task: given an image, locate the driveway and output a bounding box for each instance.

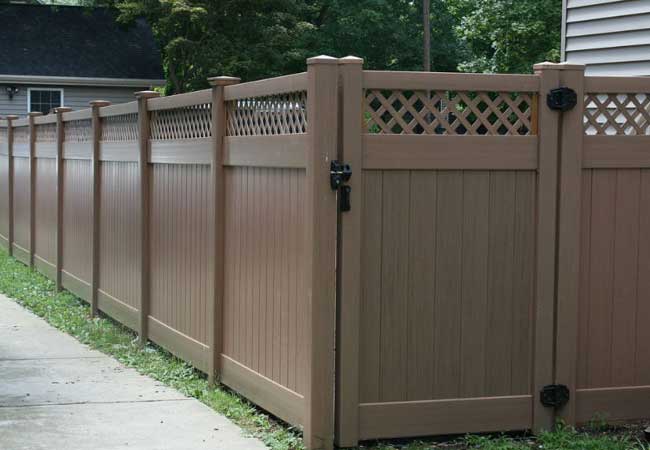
[0,294,266,450]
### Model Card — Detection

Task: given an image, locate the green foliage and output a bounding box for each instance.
[110,0,462,93]
[448,0,562,74]
[35,0,565,89]
[537,423,643,450]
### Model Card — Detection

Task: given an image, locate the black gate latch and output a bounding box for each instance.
[540,384,570,408]
[547,87,577,112]
[330,160,352,212]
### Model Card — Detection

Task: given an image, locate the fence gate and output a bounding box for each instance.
[334,61,576,447]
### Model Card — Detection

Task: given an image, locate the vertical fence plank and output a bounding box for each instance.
[207,76,240,385]
[54,107,72,291]
[335,55,364,448]
[531,63,562,432]
[5,115,17,257]
[304,55,339,450]
[28,112,43,268]
[89,101,111,317]
[554,64,585,426]
[135,91,159,346]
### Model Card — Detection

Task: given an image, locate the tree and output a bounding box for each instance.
[115,0,314,93]
[112,0,462,92]
[100,0,560,91]
[448,0,562,74]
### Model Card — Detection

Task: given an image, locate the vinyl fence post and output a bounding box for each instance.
[28,111,43,268]
[304,55,339,450]
[335,55,364,449]
[89,100,111,317]
[207,76,240,386]
[5,115,17,258]
[135,91,159,347]
[532,62,564,433]
[54,107,72,292]
[553,63,586,427]
[531,62,585,432]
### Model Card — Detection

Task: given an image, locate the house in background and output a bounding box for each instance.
[0,3,165,116]
[562,0,650,75]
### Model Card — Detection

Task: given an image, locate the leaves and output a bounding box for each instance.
[449,0,562,74]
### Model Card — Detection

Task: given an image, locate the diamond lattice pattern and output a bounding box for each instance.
[13,127,29,143]
[64,120,92,143]
[102,114,139,142]
[150,104,212,140]
[365,90,534,135]
[226,92,307,136]
[36,123,57,142]
[584,93,650,136]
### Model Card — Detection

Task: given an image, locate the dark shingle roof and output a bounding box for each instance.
[0,4,164,80]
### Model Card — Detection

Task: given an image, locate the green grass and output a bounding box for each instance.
[0,247,647,450]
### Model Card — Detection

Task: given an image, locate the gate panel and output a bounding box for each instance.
[337,67,558,446]
[357,169,537,404]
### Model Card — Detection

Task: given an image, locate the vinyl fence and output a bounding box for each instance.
[0,57,649,449]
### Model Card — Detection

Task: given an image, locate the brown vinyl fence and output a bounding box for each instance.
[0,58,649,449]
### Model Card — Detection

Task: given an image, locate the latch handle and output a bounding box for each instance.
[330,160,352,212]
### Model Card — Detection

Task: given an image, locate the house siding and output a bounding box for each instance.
[0,85,147,117]
[563,0,650,76]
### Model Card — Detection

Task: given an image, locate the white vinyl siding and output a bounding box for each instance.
[563,0,650,76]
[0,85,146,117]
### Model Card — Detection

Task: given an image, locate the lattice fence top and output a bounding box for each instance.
[36,123,57,142]
[150,104,211,140]
[226,91,307,136]
[64,119,92,143]
[13,126,29,143]
[102,113,138,142]
[364,89,534,136]
[584,93,650,136]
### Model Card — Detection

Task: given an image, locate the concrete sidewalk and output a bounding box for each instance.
[0,294,267,450]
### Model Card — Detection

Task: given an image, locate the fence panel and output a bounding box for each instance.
[0,122,8,249]
[12,124,30,265]
[147,92,213,371]
[33,119,57,278]
[556,75,650,424]
[220,74,310,428]
[336,68,560,446]
[97,104,141,330]
[61,113,93,300]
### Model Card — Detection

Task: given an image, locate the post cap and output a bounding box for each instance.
[134,90,161,99]
[307,55,339,65]
[5,115,19,121]
[89,100,111,108]
[533,61,586,72]
[208,76,241,86]
[28,111,43,117]
[54,107,73,114]
[339,56,364,65]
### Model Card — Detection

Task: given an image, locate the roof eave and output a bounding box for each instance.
[0,74,166,88]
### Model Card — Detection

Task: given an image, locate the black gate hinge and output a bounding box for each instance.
[540,384,570,408]
[330,160,352,212]
[547,87,577,112]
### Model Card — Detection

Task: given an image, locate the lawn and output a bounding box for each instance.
[0,247,647,450]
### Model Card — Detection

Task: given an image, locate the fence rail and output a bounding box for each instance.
[1,58,649,450]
